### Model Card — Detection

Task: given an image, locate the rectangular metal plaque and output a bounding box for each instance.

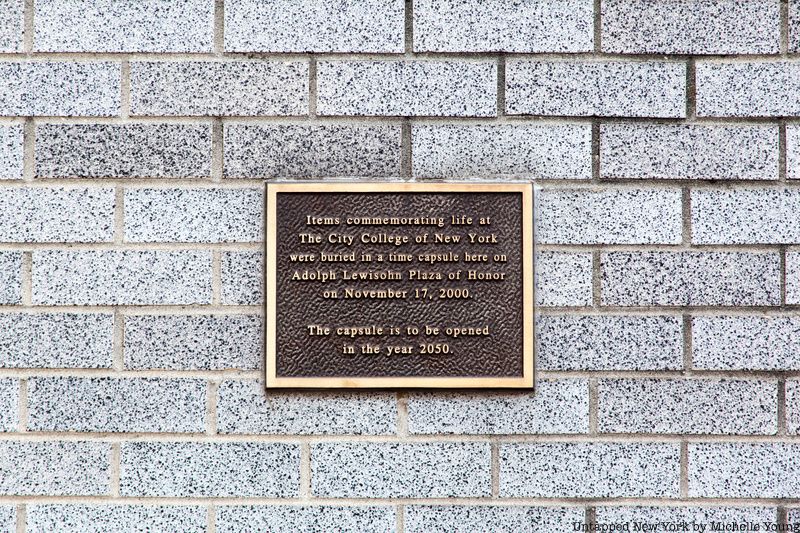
[265,182,534,389]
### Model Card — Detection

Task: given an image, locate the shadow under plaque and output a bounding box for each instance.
[265,182,534,389]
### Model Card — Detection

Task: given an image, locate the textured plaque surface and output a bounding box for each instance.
[265,183,533,389]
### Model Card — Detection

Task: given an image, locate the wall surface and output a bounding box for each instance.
[0,0,799,531]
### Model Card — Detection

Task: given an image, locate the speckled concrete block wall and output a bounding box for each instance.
[0,1,798,532]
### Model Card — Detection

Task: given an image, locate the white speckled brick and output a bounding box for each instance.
[0,187,113,242]
[693,189,800,244]
[788,126,800,180]
[537,315,683,371]
[217,506,395,533]
[32,250,212,305]
[0,313,112,368]
[0,378,18,432]
[600,124,778,180]
[34,0,213,52]
[0,62,120,116]
[120,442,299,497]
[788,380,800,435]
[221,251,263,305]
[217,380,396,435]
[696,62,800,117]
[124,188,263,243]
[406,379,589,435]
[535,252,593,307]
[27,505,206,533]
[693,316,800,370]
[130,61,309,116]
[0,125,23,180]
[596,507,777,530]
[0,506,14,532]
[0,441,110,495]
[0,252,21,304]
[412,124,591,180]
[500,442,680,498]
[312,442,491,498]
[406,506,584,533]
[598,378,777,435]
[506,60,686,118]
[789,509,800,528]
[601,0,780,54]
[787,252,800,305]
[224,124,401,178]
[537,188,682,244]
[36,124,211,179]
[124,315,261,370]
[317,60,497,117]
[0,0,22,51]
[413,0,593,53]
[225,0,403,52]
[792,1,800,52]
[601,251,781,306]
[688,443,800,498]
[27,377,206,433]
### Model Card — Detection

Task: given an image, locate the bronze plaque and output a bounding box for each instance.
[265,182,534,389]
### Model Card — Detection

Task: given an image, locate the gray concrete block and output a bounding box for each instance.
[537,188,682,244]
[0,62,120,116]
[506,60,685,117]
[788,380,800,435]
[34,0,214,52]
[0,378,18,432]
[693,316,800,370]
[787,126,800,180]
[0,506,14,533]
[412,124,591,180]
[537,315,683,371]
[0,313,113,368]
[0,252,21,304]
[27,505,206,533]
[600,124,778,180]
[217,380,396,435]
[32,250,212,305]
[312,442,491,498]
[601,251,781,306]
[124,315,261,370]
[697,61,800,117]
[688,443,800,498]
[216,506,395,533]
[120,442,299,497]
[405,506,584,533]
[598,378,777,435]
[130,61,309,116]
[124,188,262,243]
[36,124,211,178]
[596,507,777,530]
[0,0,22,51]
[27,377,206,433]
[225,0,403,52]
[221,251,263,305]
[406,379,589,435]
[0,125,23,179]
[601,0,780,54]
[693,189,800,244]
[536,251,592,307]
[0,441,110,495]
[0,187,114,242]
[413,0,593,52]
[224,124,401,178]
[500,442,680,497]
[317,60,497,117]
[787,252,800,305]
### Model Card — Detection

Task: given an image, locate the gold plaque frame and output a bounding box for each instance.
[265,182,534,389]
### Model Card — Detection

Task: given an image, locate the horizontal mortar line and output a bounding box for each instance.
[0,180,268,188]
[536,244,785,252]
[0,496,795,506]
[0,433,798,444]
[31,116,215,125]
[536,370,799,380]
[0,305,262,313]
[0,242,264,250]
[0,369,261,379]
[536,181,800,190]
[535,307,800,316]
